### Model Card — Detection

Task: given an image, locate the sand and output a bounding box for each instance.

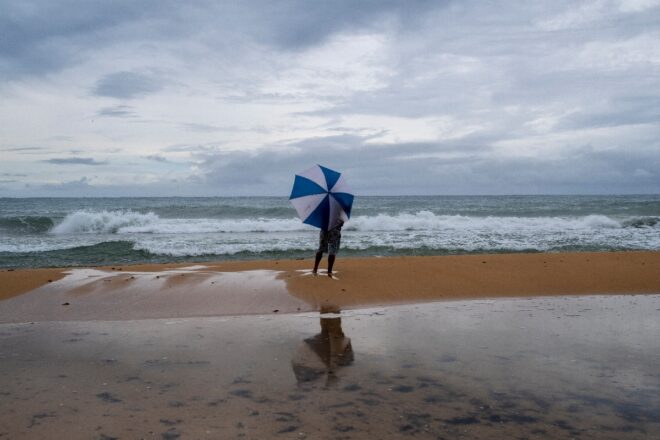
[1,251,659,323]
[0,268,66,301]
[2,253,659,438]
[2,296,659,438]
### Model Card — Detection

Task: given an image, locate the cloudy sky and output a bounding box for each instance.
[1,0,659,196]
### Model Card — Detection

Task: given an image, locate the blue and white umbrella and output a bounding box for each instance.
[289,165,354,231]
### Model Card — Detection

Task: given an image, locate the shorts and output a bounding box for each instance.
[318,228,341,255]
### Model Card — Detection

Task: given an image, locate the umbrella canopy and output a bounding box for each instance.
[289,165,354,231]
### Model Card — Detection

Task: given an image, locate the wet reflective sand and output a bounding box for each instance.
[1,295,659,439]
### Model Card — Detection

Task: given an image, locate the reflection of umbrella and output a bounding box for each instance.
[289,164,354,231]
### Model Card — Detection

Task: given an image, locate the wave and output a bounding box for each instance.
[47,209,660,235]
[347,212,625,232]
[621,216,659,228]
[50,210,160,234]
[0,241,153,268]
[0,216,54,234]
[49,210,305,234]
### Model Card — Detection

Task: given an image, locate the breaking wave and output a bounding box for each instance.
[50,210,159,234]
[47,209,659,235]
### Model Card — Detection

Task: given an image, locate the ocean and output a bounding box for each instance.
[1,195,659,268]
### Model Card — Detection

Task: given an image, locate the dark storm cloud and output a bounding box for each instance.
[1,0,444,80]
[45,157,108,165]
[0,0,160,79]
[93,71,163,99]
[237,0,441,50]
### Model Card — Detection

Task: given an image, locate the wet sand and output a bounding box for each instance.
[1,251,660,322]
[1,296,658,439]
[1,252,659,438]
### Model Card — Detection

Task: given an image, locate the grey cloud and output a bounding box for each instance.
[33,177,93,194]
[0,0,160,80]
[298,2,660,136]
[1,0,444,81]
[177,123,266,134]
[194,134,660,195]
[93,71,163,99]
[143,154,169,162]
[48,135,75,142]
[3,1,660,196]
[97,105,136,118]
[237,0,442,50]
[559,95,660,130]
[45,157,108,165]
[463,147,660,195]
[162,142,226,153]
[194,134,486,195]
[180,123,221,133]
[0,146,45,152]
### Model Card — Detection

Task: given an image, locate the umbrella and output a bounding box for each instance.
[289,164,354,231]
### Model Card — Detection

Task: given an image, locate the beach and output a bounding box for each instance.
[0,252,660,439]
[1,251,660,439]
[1,251,659,321]
[4,0,660,436]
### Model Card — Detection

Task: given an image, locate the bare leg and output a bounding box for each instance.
[327,254,336,277]
[313,251,323,274]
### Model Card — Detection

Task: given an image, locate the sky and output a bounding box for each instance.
[1,0,660,197]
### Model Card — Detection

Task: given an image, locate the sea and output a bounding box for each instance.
[1,195,659,269]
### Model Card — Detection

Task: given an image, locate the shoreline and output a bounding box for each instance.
[1,251,659,322]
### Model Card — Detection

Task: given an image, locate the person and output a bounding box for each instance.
[312,220,343,277]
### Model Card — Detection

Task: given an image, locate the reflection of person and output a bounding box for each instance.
[292,316,354,386]
[313,220,343,277]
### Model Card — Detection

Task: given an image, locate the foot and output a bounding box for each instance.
[327,272,333,278]
[312,269,318,275]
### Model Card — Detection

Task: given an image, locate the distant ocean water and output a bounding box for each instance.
[1,195,659,268]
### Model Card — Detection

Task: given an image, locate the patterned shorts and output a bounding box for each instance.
[318,228,341,255]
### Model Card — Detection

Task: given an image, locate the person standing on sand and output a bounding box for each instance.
[313,220,343,277]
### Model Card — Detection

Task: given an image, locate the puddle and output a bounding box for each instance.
[0,295,659,438]
[0,268,310,322]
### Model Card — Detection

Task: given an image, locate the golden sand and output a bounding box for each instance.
[0,251,659,323]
